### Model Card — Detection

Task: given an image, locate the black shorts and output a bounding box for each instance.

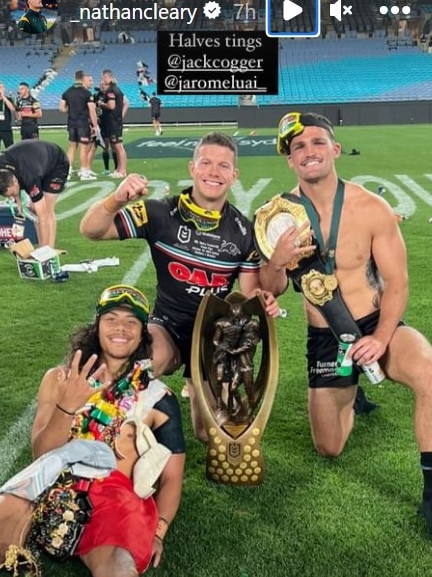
[42,154,70,194]
[149,312,195,378]
[106,124,123,143]
[68,125,91,144]
[21,124,39,140]
[306,310,405,389]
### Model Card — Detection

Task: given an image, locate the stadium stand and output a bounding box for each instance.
[12,37,428,110]
[0,0,430,112]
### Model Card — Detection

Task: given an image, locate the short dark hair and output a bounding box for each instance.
[0,169,15,196]
[193,132,238,165]
[19,82,30,88]
[74,70,84,81]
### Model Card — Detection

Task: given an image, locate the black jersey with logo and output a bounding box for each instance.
[114,191,260,323]
[0,141,67,201]
[15,94,40,126]
[103,83,124,127]
[61,83,93,128]
[149,96,161,118]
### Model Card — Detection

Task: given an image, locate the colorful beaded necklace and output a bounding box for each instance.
[69,359,152,449]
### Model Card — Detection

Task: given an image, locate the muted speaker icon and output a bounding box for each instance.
[329,0,352,20]
[330,0,342,20]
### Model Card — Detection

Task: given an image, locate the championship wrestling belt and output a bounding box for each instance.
[191,291,279,486]
[254,194,362,342]
[254,194,314,270]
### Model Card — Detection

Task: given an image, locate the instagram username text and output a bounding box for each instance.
[79,2,198,25]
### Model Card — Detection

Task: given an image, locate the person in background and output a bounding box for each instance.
[98,69,128,178]
[15,82,42,140]
[149,93,162,136]
[17,0,47,34]
[59,69,98,181]
[0,82,15,149]
[0,140,69,247]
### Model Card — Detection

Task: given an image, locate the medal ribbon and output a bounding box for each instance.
[299,179,345,274]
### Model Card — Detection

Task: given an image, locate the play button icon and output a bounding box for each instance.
[283,0,303,20]
[266,0,321,37]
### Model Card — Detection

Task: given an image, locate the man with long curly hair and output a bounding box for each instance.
[0,285,185,576]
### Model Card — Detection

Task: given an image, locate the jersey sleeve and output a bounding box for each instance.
[152,392,185,454]
[17,17,30,32]
[242,246,261,272]
[32,98,41,112]
[238,215,261,273]
[114,199,150,240]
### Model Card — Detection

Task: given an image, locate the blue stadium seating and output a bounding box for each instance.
[1,38,430,108]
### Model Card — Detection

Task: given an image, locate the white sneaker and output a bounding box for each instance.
[110,171,126,178]
[80,172,97,181]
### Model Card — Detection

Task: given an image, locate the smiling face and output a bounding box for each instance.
[98,308,143,363]
[287,126,341,185]
[188,143,239,210]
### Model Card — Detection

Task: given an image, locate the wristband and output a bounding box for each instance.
[55,403,76,416]
[155,517,169,541]
[103,194,124,214]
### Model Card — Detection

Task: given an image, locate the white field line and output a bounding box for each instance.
[0,400,36,483]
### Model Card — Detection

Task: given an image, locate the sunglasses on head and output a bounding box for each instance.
[97,285,150,323]
[277,112,334,155]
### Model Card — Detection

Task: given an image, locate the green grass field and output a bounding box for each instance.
[2,124,432,577]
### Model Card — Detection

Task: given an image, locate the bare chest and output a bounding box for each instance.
[314,206,372,275]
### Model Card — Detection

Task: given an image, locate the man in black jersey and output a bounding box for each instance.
[0,82,15,149]
[149,93,162,136]
[59,70,98,180]
[0,140,69,247]
[15,82,42,140]
[80,132,279,440]
[98,69,128,178]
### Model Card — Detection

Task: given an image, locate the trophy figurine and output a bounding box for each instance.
[191,291,279,486]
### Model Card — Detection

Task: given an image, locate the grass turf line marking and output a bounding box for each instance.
[0,400,36,484]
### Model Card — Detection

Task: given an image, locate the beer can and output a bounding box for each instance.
[336,342,353,377]
[362,361,385,385]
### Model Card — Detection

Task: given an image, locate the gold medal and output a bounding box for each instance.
[301,269,338,306]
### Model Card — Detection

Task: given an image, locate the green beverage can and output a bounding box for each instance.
[336,341,353,376]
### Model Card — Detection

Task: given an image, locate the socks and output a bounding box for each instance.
[112,150,118,170]
[421,452,432,501]
[102,151,109,170]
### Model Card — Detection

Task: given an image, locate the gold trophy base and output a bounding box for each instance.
[206,424,264,485]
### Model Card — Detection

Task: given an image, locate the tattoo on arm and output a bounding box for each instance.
[366,259,382,309]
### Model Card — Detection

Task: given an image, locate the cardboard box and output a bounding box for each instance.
[0,204,38,247]
[9,239,61,280]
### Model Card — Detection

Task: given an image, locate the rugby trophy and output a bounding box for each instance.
[191,291,279,486]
